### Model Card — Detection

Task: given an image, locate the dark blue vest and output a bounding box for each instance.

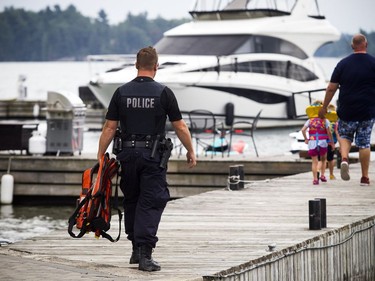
[118,80,166,140]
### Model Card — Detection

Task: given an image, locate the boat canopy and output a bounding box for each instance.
[189,0,324,20]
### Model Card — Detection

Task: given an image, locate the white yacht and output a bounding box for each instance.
[87,0,340,128]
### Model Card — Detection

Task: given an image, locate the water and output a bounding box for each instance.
[0,57,342,243]
[0,60,121,100]
[0,205,72,244]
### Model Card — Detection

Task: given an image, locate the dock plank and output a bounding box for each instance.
[1,161,374,280]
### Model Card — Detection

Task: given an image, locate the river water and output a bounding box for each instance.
[0,205,71,244]
[0,57,348,243]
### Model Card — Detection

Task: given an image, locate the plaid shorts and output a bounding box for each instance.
[338,119,375,148]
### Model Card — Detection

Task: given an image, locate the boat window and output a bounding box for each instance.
[156,35,249,56]
[236,36,307,59]
[155,35,307,59]
[218,60,318,82]
[286,62,318,81]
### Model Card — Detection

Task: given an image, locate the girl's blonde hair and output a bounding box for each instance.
[311,100,323,106]
[328,104,336,111]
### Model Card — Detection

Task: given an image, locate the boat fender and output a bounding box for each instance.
[1,174,14,205]
[225,102,234,126]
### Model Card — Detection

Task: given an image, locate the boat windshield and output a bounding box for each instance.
[155,35,307,59]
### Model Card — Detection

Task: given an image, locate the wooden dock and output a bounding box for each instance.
[0,161,374,280]
[0,154,314,202]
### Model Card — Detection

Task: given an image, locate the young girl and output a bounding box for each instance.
[302,101,334,185]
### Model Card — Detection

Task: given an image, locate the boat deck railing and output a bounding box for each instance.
[288,87,329,119]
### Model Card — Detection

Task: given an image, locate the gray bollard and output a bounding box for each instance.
[229,165,244,190]
[315,198,327,228]
[309,199,321,230]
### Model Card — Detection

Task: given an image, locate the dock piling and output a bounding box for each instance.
[229,165,244,190]
[308,199,321,230]
[315,198,327,228]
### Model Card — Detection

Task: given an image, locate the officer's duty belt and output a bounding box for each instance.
[122,140,153,148]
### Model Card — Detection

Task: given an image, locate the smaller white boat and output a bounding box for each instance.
[289,130,308,153]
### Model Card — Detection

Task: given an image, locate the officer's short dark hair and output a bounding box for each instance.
[136,46,158,70]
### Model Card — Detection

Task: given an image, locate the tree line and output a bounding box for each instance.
[0,5,187,61]
[0,5,374,61]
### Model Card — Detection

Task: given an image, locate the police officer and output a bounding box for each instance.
[97,46,196,272]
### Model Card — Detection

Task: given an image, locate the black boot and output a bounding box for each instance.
[129,242,139,264]
[138,245,161,271]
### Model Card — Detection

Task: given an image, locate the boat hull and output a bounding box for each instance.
[88,74,328,128]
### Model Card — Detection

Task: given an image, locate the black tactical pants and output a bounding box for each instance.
[117,148,170,248]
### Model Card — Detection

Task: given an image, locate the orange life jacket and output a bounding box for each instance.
[68,153,122,242]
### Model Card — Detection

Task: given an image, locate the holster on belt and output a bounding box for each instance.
[159,138,173,169]
[112,128,122,155]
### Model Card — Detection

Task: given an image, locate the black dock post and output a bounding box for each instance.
[315,198,327,228]
[229,165,244,190]
[309,199,321,230]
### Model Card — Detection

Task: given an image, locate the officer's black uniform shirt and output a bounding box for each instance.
[106,76,182,140]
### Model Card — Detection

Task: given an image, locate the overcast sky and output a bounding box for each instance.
[0,0,374,34]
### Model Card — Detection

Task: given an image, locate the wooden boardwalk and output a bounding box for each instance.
[1,161,374,280]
